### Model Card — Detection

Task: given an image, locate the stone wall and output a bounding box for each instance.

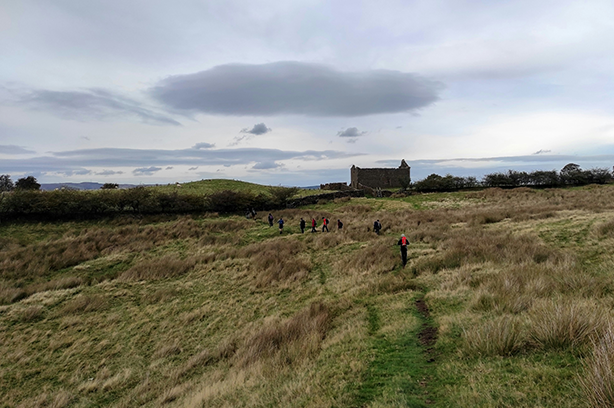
[287,190,365,208]
[320,182,350,191]
[350,160,411,189]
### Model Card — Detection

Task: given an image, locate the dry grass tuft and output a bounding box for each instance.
[61,294,108,314]
[153,339,183,359]
[0,284,28,305]
[595,219,614,238]
[529,299,606,350]
[463,315,526,356]
[337,240,397,275]
[16,389,73,408]
[243,239,312,286]
[237,302,331,366]
[119,255,196,281]
[144,287,179,303]
[580,323,614,407]
[16,305,46,322]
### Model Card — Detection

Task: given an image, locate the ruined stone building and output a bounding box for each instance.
[350,160,411,189]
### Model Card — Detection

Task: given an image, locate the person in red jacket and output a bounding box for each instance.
[322,217,329,232]
[311,218,317,233]
[397,234,409,268]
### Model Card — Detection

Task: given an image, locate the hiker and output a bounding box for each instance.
[268,213,274,227]
[311,218,317,233]
[397,233,409,268]
[251,208,257,219]
[322,217,329,232]
[300,218,306,234]
[337,219,343,231]
[278,217,284,234]
[373,219,382,235]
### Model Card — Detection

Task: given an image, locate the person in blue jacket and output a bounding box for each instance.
[278,217,284,234]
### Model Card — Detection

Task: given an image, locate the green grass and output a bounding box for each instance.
[151,178,322,198]
[3,184,614,406]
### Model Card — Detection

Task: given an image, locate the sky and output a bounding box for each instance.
[2,0,614,186]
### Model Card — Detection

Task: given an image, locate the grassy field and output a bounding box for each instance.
[152,179,322,198]
[2,185,614,407]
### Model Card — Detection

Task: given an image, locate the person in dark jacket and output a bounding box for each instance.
[268,213,274,227]
[278,217,284,234]
[373,219,382,235]
[311,218,317,233]
[300,218,306,233]
[397,234,409,268]
[337,219,343,231]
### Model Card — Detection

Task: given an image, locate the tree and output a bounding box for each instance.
[268,186,299,207]
[15,176,41,191]
[560,163,586,185]
[101,183,119,190]
[0,175,14,192]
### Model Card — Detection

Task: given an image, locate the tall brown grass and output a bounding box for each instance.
[580,323,614,407]
[243,239,312,286]
[335,240,397,275]
[118,255,197,281]
[529,299,606,350]
[463,315,526,356]
[236,302,331,367]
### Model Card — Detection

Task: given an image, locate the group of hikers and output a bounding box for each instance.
[265,213,411,268]
[266,213,343,234]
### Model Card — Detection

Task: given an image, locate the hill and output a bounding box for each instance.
[2,185,614,407]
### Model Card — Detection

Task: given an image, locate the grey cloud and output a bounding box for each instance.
[241,123,272,135]
[188,166,198,170]
[0,146,361,175]
[337,127,367,137]
[252,161,281,170]
[0,145,36,155]
[133,166,163,176]
[151,62,442,117]
[192,142,215,149]
[96,170,124,176]
[533,149,552,155]
[20,88,181,126]
[166,166,174,170]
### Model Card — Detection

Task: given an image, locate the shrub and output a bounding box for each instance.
[15,176,40,191]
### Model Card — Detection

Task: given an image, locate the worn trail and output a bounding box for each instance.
[354,292,438,407]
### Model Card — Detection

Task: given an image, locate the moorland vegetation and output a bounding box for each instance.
[2,181,614,407]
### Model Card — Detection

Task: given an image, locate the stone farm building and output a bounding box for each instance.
[350,160,411,189]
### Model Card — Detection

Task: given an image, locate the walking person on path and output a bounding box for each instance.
[300,218,306,234]
[268,213,274,227]
[397,233,409,268]
[278,217,284,234]
[322,217,329,232]
[337,219,343,231]
[311,218,317,233]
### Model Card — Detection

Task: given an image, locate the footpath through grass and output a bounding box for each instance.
[353,289,437,407]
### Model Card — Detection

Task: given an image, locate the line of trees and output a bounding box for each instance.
[0,176,300,221]
[413,164,614,192]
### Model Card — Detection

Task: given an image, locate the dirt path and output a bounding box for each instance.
[415,296,438,403]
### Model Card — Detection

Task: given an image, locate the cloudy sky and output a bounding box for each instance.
[2,0,614,186]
